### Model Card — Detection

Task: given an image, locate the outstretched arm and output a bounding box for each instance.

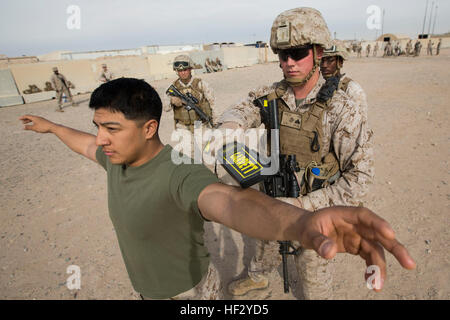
[198,182,416,291]
[19,115,98,163]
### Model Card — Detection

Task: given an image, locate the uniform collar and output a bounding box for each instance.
[177,77,194,87]
[281,74,326,110]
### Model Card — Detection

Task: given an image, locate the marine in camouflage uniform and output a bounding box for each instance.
[365,43,371,57]
[222,8,374,300]
[373,42,379,57]
[165,55,216,159]
[165,55,216,133]
[383,41,392,57]
[406,40,413,56]
[98,63,114,83]
[427,40,433,56]
[357,43,362,58]
[321,40,369,118]
[436,38,442,55]
[414,40,422,57]
[50,67,76,112]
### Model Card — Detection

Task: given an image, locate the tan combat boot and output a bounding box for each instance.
[227,277,269,296]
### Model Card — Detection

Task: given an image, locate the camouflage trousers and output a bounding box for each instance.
[173,122,210,159]
[172,122,218,175]
[56,87,74,107]
[248,240,334,300]
[140,263,223,300]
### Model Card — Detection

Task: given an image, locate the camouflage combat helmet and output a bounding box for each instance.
[270,7,332,53]
[323,40,350,60]
[173,54,193,71]
[270,7,332,87]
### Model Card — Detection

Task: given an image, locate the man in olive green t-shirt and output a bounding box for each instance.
[96,143,217,299]
[19,78,415,299]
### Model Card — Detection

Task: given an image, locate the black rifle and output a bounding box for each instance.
[264,154,301,294]
[258,98,301,294]
[217,98,300,293]
[166,85,213,127]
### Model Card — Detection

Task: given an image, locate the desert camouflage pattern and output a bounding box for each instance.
[270,7,332,53]
[341,76,369,121]
[248,240,282,282]
[140,263,222,300]
[324,39,350,60]
[219,75,373,299]
[294,246,334,299]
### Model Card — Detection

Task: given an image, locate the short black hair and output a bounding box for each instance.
[89,78,162,126]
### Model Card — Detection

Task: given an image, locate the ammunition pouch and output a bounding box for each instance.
[302,152,340,194]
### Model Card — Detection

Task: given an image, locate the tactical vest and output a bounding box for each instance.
[172,78,213,126]
[255,77,342,195]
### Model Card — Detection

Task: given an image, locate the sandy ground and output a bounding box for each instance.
[1,49,449,300]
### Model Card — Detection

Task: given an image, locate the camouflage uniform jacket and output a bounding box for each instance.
[164,77,217,124]
[218,75,374,211]
[50,73,70,92]
[99,70,114,83]
[340,75,369,119]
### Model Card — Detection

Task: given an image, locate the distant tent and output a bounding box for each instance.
[376,33,411,42]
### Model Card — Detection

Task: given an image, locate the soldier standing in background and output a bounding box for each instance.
[50,67,76,112]
[414,40,422,57]
[427,40,433,56]
[385,41,393,57]
[436,38,442,55]
[373,42,379,57]
[365,43,371,57]
[406,40,413,56]
[165,55,216,133]
[220,7,374,299]
[98,63,114,83]
[321,40,369,119]
[394,42,400,56]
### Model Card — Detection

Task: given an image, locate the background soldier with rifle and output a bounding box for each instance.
[165,55,216,133]
[216,7,374,299]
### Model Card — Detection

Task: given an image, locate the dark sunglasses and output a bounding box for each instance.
[278,45,312,61]
[174,61,190,69]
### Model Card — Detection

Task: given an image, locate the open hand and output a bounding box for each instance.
[299,206,416,291]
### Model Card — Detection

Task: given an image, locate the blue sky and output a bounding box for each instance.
[1,0,448,57]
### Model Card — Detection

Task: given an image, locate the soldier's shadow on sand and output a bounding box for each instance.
[204,223,304,300]
[204,222,256,299]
